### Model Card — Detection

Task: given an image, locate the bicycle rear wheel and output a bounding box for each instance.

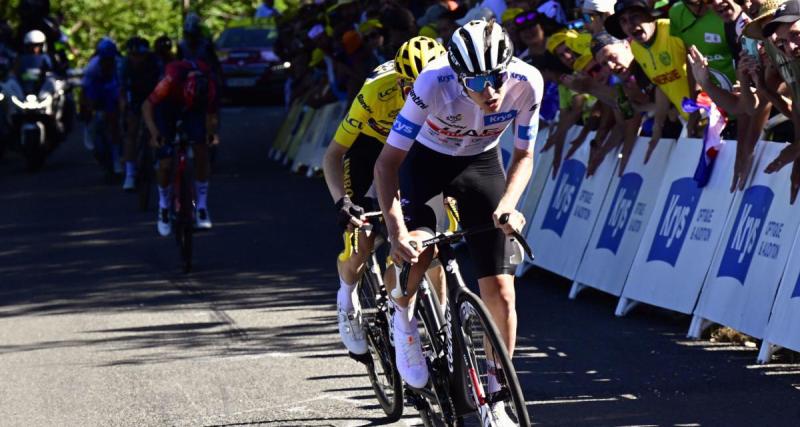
[136,145,153,211]
[175,172,193,273]
[456,291,530,426]
[357,267,403,421]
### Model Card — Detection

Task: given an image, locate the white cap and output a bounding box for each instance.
[455,7,496,26]
[582,0,614,14]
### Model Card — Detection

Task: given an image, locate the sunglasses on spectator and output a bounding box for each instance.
[582,13,600,23]
[461,71,508,92]
[514,12,537,25]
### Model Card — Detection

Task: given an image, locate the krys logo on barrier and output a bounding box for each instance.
[597,173,643,254]
[541,159,586,237]
[647,177,702,266]
[717,185,773,284]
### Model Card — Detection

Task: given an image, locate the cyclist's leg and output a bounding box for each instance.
[186,112,212,227]
[447,148,517,356]
[122,108,140,188]
[337,136,383,307]
[154,105,177,235]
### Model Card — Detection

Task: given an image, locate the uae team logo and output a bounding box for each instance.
[541,159,586,237]
[717,185,773,284]
[647,177,702,266]
[597,173,643,254]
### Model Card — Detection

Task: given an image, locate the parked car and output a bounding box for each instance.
[216,20,288,103]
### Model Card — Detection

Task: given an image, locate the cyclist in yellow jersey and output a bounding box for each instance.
[322,36,446,356]
[605,0,698,148]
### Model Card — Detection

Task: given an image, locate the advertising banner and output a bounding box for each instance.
[761,227,800,361]
[573,137,675,297]
[525,129,618,279]
[619,138,737,315]
[694,142,800,338]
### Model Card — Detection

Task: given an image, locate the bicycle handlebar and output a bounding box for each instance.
[391,213,534,300]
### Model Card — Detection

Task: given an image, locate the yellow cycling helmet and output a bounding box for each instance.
[394,36,446,81]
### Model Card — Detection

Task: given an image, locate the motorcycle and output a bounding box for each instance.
[11,64,69,171]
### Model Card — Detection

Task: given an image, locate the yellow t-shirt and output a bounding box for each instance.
[333,61,403,148]
[631,19,690,119]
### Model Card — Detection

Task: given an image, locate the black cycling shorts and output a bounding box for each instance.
[343,133,383,211]
[399,142,514,279]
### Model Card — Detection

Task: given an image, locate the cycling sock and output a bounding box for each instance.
[125,161,135,177]
[158,185,171,210]
[195,181,209,210]
[111,144,121,165]
[487,360,501,394]
[337,277,355,312]
[393,304,413,333]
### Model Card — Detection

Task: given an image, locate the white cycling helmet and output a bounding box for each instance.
[24,29,46,45]
[447,19,513,77]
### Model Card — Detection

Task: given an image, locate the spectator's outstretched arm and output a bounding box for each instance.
[645,88,669,164]
[544,93,585,178]
[687,45,741,114]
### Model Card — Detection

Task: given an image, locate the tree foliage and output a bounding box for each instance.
[3,0,263,65]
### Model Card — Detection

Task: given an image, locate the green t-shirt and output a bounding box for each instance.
[669,2,736,89]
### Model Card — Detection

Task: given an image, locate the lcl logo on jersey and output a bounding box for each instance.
[484,110,517,125]
[647,177,702,266]
[717,185,773,284]
[597,173,643,254]
[541,159,585,236]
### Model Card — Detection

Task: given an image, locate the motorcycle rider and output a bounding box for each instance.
[16,30,53,77]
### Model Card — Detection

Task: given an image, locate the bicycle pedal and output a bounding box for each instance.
[348,351,372,366]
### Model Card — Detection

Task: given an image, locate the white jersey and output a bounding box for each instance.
[387,55,544,157]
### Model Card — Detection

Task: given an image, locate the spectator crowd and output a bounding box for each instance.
[266,0,800,202]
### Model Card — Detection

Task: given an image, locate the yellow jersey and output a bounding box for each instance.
[631,19,690,119]
[333,61,403,148]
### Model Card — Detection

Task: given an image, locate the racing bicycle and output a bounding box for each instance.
[344,214,405,422]
[170,121,195,273]
[134,122,154,211]
[395,214,533,426]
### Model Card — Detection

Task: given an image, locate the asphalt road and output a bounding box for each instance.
[1,106,800,427]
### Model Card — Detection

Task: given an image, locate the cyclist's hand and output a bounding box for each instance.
[335,196,365,229]
[391,232,420,265]
[493,208,525,236]
[149,132,164,148]
[209,133,220,146]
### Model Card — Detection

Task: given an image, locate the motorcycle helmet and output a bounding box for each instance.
[23,29,47,46]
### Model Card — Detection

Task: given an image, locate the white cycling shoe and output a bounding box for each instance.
[122,175,135,192]
[394,315,429,389]
[195,208,212,229]
[487,401,515,427]
[337,303,367,355]
[157,208,171,236]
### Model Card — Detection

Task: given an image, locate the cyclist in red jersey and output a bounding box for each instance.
[142,59,220,236]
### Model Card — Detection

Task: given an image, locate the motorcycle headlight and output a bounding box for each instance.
[37,95,53,109]
[0,93,4,102]
[11,95,25,108]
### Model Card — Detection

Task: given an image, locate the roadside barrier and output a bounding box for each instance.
[268,108,800,362]
[572,135,675,299]
[692,141,800,343]
[522,127,619,280]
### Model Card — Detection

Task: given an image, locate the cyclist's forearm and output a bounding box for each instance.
[141,100,158,137]
[375,154,407,239]
[499,148,534,210]
[322,141,348,203]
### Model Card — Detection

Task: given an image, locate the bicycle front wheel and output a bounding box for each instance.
[357,268,404,421]
[457,291,531,426]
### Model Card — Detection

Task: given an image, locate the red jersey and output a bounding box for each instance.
[148,60,217,113]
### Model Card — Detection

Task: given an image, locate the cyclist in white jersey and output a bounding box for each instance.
[375,19,543,424]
